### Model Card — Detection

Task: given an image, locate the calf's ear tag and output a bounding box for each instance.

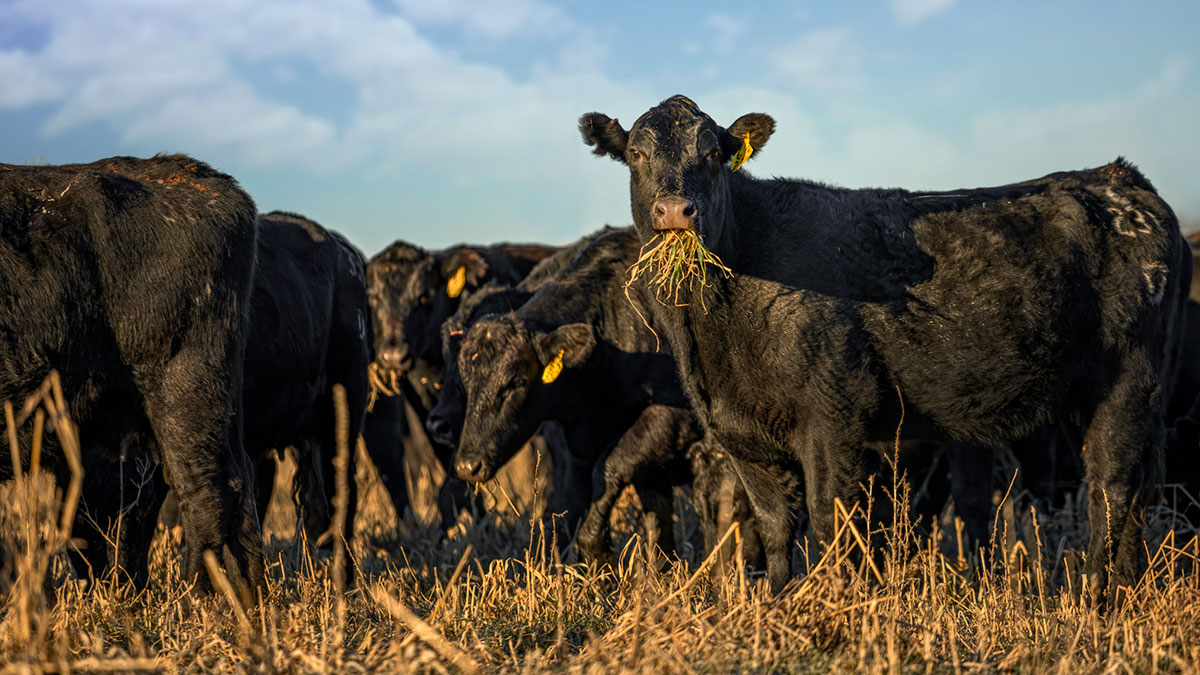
[730,132,753,171]
[447,266,467,298]
[541,349,565,384]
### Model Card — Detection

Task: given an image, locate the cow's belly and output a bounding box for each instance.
[863,262,1099,442]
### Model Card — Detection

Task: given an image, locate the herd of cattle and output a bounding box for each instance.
[1,96,1197,607]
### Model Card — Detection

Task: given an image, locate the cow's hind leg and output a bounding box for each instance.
[143,353,263,597]
[577,448,632,567]
[322,297,372,555]
[1081,352,1162,607]
[361,397,412,523]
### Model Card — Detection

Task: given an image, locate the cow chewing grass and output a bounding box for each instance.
[625,229,732,312]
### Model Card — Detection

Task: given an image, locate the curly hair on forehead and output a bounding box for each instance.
[460,316,532,366]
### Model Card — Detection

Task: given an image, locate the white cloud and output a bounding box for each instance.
[0,50,66,106]
[888,0,957,26]
[0,0,632,173]
[768,28,864,92]
[0,0,659,249]
[120,83,340,167]
[692,54,1199,227]
[1,1,1195,247]
[388,0,572,40]
[964,56,1200,218]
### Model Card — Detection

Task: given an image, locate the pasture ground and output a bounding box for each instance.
[2,389,1200,673]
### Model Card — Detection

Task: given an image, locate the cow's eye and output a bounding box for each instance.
[628,147,642,162]
[502,376,527,397]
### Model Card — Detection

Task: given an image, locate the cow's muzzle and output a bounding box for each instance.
[652,196,697,232]
[376,344,411,374]
[454,454,493,483]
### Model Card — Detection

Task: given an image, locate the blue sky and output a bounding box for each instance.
[2,0,1198,255]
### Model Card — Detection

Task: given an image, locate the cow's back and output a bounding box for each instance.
[863,160,1187,442]
[244,211,370,451]
[0,155,257,424]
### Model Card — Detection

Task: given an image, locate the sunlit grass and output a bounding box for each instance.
[3,378,1200,672]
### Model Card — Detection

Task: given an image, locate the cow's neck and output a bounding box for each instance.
[719,172,933,303]
[639,171,931,420]
[643,275,740,419]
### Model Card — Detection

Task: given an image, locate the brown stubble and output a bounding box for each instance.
[2,374,1200,672]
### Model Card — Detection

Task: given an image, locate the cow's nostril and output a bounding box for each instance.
[426,415,451,442]
[682,203,696,218]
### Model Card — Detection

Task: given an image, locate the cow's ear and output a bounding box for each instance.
[579,113,629,163]
[723,113,776,162]
[532,323,595,383]
[441,249,488,298]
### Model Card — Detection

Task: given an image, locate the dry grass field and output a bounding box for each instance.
[3,381,1200,673]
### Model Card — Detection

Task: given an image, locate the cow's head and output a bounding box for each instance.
[366,242,489,375]
[452,316,595,483]
[579,95,774,254]
[426,284,531,448]
[425,320,468,448]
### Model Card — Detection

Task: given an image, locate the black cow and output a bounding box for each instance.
[364,241,557,526]
[241,211,372,550]
[426,226,617,449]
[580,95,1190,602]
[0,155,262,593]
[129,211,374,567]
[448,228,735,560]
[1165,299,1200,523]
[368,242,558,375]
[434,260,761,566]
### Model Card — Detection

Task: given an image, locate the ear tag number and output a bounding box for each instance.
[447,266,467,298]
[541,349,565,384]
[730,132,753,172]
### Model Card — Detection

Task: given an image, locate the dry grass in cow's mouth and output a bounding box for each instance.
[625,229,732,313]
[367,361,402,411]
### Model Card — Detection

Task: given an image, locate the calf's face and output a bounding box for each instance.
[452,317,594,483]
[579,95,775,253]
[366,243,488,374]
[425,318,470,447]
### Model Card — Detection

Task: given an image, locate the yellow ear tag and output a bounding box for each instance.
[730,132,753,172]
[541,349,565,384]
[446,266,466,298]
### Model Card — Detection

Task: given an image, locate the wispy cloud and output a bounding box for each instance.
[0,0,658,248]
[705,13,746,55]
[964,55,1199,215]
[888,0,957,26]
[0,0,639,174]
[768,28,863,92]
[1,0,1195,247]
[389,0,572,40]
